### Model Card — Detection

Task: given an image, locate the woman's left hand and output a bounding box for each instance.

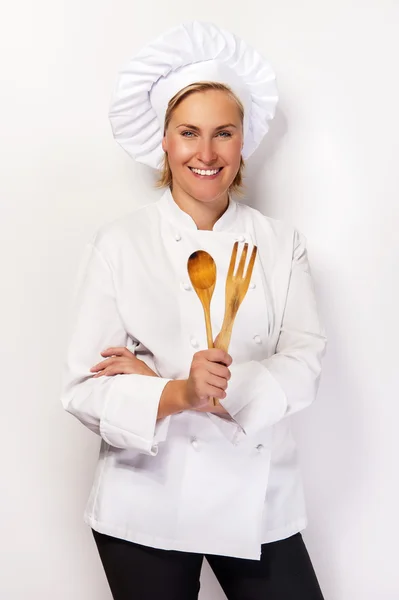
[90,347,159,378]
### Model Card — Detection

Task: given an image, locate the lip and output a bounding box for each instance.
[188,167,223,180]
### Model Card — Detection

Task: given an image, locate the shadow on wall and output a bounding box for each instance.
[291,264,371,598]
[241,107,288,211]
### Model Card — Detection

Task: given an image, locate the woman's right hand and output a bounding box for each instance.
[184,349,232,409]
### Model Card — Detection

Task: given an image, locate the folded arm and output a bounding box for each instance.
[61,242,174,455]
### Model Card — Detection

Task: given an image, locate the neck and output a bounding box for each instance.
[170,185,229,231]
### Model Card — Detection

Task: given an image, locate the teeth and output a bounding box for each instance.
[190,168,220,176]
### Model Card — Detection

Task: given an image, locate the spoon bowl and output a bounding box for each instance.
[187,251,217,291]
[187,251,217,350]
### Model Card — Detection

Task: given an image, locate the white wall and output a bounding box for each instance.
[1,1,398,598]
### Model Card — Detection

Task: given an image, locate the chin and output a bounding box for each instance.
[184,179,232,204]
[190,189,227,203]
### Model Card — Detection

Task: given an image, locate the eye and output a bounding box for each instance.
[216,131,232,138]
[181,130,196,138]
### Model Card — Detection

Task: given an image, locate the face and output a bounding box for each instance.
[162,89,243,205]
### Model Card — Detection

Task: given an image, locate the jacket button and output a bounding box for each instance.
[249,282,256,289]
[256,444,264,452]
[253,335,262,344]
[190,338,199,348]
[236,235,245,243]
[181,282,191,291]
[191,437,199,450]
[174,233,182,242]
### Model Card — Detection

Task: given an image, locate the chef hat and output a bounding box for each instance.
[109,21,278,170]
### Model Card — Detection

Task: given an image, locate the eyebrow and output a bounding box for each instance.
[175,123,238,131]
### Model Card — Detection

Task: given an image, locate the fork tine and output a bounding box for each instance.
[243,246,258,286]
[235,243,248,279]
[227,241,238,280]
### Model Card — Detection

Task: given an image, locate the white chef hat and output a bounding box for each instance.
[109,21,278,170]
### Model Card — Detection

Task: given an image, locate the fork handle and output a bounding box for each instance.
[211,321,234,406]
[213,323,233,353]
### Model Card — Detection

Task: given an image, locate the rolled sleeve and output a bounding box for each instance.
[219,230,327,441]
[100,374,172,454]
[61,241,171,454]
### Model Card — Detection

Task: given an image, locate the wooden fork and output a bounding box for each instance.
[212,242,257,404]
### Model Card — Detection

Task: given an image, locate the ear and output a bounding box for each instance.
[162,136,168,153]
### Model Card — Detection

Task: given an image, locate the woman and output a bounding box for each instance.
[61,21,327,599]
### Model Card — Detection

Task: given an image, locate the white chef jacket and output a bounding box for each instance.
[61,188,327,560]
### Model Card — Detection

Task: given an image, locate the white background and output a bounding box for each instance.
[1,1,398,598]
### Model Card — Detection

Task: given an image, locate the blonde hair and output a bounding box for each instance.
[156,82,245,194]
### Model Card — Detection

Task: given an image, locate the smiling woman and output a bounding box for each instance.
[61,20,327,600]
[158,81,245,200]
[159,84,244,229]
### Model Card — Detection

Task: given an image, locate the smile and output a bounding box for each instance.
[188,167,223,178]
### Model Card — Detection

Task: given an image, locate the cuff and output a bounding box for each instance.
[219,361,287,437]
[100,374,172,454]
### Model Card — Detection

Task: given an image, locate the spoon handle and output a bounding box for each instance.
[201,299,218,406]
[203,302,214,349]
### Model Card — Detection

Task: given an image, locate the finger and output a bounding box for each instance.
[92,371,105,378]
[100,347,132,357]
[91,359,133,374]
[92,366,128,378]
[204,349,232,366]
[205,384,227,400]
[206,374,229,392]
[206,363,231,380]
[90,358,116,372]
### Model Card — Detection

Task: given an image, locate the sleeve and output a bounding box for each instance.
[217,230,327,442]
[60,241,172,455]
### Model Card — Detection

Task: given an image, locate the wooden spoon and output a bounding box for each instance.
[187,250,218,407]
[187,251,217,350]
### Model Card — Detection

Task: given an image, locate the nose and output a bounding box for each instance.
[197,138,217,165]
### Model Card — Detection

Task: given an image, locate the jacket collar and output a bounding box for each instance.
[158,187,238,232]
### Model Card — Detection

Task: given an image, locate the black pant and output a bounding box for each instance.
[92,529,324,600]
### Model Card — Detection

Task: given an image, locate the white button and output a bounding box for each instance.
[236,235,245,243]
[190,338,199,348]
[181,282,192,291]
[191,437,199,450]
[174,233,182,242]
[249,282,256,289]
[253,335,262,344]
[256,444,264,452]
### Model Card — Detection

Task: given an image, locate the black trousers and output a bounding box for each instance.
[92,529,324,600]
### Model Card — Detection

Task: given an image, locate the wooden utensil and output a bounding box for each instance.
[187,250,217,349]
[211,241,257,405]
[187,243,257,408]
[214,241,258,355]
